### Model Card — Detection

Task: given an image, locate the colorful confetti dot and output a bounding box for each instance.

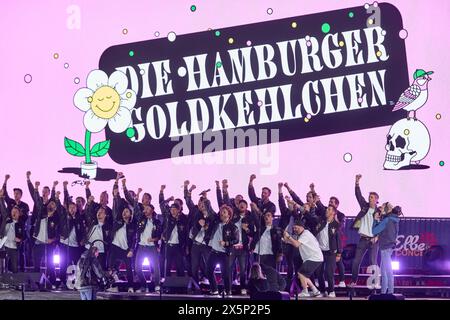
[126,127,135,138]
[321,23,330,33]
[305,35,310,41]
[122,28,128,35]
[64,63,69,69]
[74,77,80,84]
[139,69,145,75]
[306,41,312,47]
[373,2,379,7]
[24,74,32,83]
[53,53,59,59]
[399,29,408,39]
[364,3,370,9]
[215,30,221,37]
[339,41,345,47]
[381,30,387,36]
[291,22,297,28]
[304,118,310,123]
[87,96,93,103]
[257,100,263,107]
[343,153,353,163]
[228,37,234,44]
[358,97,363,104]
[267,8,273,15]
[129,50,134,57]
[126,92,132,98]
[404,129,410,135]
[190,5,196,12]
[178,66,187,77]
[368,19,374,25]
[154,31,160,37]
[348,12,354,18]
[168,31,177,42]
[439,161,445,166]
[376,51,382,57]
[306,114,312,120]
[216,61,222,68]
[436,113,442,120]
[246,40,252,46]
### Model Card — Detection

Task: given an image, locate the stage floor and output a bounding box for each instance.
[1,289,449,301]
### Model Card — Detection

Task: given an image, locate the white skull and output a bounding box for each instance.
[383,118,430,170]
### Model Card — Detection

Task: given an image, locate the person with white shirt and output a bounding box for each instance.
[314,205,342,298]
[106,187,137,293]
[349,174,380,288]
[283,220,323,298]
[0,189,26,273]
[134,188,162,293]
[205,204,239,296]
[251,208,283,270]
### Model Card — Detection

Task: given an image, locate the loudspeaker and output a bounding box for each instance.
[368,293,405,300]
[0,273,43,291]
[162,276,199,294]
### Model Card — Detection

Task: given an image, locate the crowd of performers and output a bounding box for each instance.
[0,172,401,298]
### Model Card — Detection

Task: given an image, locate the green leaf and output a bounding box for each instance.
[64,137,85,157]
[90,140,110,157]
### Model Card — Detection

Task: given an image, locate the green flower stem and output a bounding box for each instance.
[85,129,92,164]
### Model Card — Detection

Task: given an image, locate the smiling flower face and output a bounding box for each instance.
[73,70,136,133]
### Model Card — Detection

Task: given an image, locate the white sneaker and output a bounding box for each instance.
[154,286,160,293]
[106,286,119,293]
[240,289,247,296]
[311,290,322,297]
[328,291,336,298]
[128,287,134,293]
[232,279,240,285]
[338,281,346,288]
[299,291,310,298]
[210,290,219,295]
[374,283,382,289]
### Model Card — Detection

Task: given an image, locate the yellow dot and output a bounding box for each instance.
[436,113,442,120]
[122,28,128,35]
[87,96,93,103]
[53,53,59,59]
[339,41,345,47]
[376,51,382,57]
[304,118,309,123]
[368,19,374,25]
[404,129,410,135]
[228,37,234,44]
[126,92,132,98]
[291,22,297,28]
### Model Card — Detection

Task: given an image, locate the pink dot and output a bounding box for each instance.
[246,40,252,46]
[358,98,363,104]
[306,41,312,47]
[305,35,310,41]
[306,114,312,119]
[399,29,408,39]
[373,2,378,7]
[257,100,263,107]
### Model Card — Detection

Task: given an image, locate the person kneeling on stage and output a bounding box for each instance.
[372,203,401,295]
[314,205,342,298]
[206,205,239,296]
[247,263,269,296]
[134,188,162,293]
[0,189,26,273]
[75,244,111,300]
[283,220,323,298]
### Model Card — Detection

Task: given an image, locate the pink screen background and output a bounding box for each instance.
[1,0,449,217]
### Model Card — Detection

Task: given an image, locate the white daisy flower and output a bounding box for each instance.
[73,70,136,133]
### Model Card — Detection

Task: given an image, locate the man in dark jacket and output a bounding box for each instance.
[349,174,380,288]
[76,244,111,300]
[248,174,276,218]
[314,205,342,297]
[205,204,239,296]
[373,203,401,294]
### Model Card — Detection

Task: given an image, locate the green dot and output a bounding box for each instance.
[348,12,354,18]
[126,127,135,138]
[216,61,222,68]
[439,161,445,166]
[129,50,134,57]
[321,23,331,33]
[215,30,221,37]
[190,5,196,12]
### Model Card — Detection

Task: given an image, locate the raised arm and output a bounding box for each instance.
[355,174,368,209]
[122,178,135,206]
[51,181,58,200]
[184,181,196,212]
[133,188,144,222]
[112,188,122,222]
[159,185,170,216]
[2,174,12,205]
[85,180,92,202]
[248,174,259,203]
[284,183,304,206]
[62,181,71,208]
[215,180,224,207]
[221,179,233,206]
[26,171,38,203]
[0,189,8,218]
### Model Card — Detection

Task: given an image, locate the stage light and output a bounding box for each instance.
[143,257,150,266]
[392,261,400,270]
[53,254,60,264]
[216,264,220,268]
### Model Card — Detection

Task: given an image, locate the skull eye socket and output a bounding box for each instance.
[395,136,406,149]
[386,134,392,145]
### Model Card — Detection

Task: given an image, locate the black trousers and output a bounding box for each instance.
[32,243,56,284]
[164,244,185,277]
[351,237,379,282]
[107,244,134,287]
[59,244,82,285]
[191,242,210,282]
[283,243,302,290]
[316,250,337,293]
[207,250,232,293]
[5,247,19,273]
[254,254,276,269]
[337,259,345,282]
[230,247,249,288]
